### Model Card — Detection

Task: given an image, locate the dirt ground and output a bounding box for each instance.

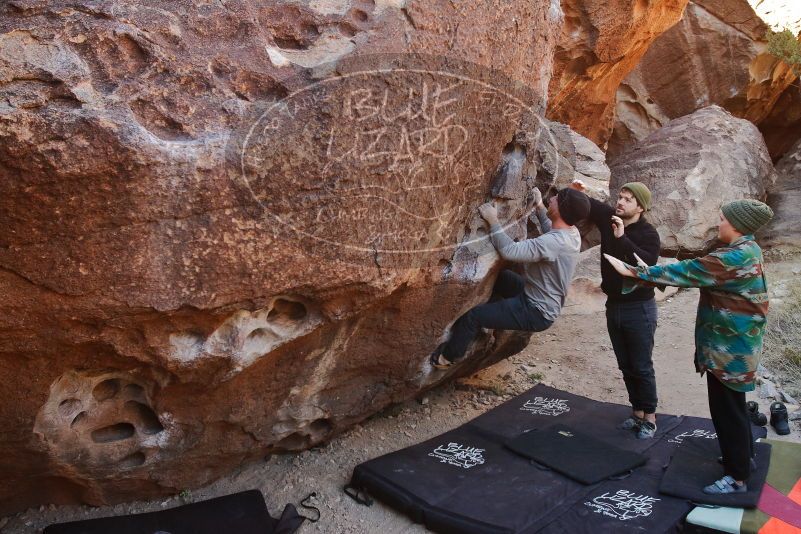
[3,261,801,533]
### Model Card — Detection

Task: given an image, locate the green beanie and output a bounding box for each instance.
[621,182,652,211]
[721,199,774,235]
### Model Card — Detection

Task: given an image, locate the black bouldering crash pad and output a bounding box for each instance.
[43,490,304,534]
[659,436,771,508]
[349,384,767,534]
[505,423,647,484]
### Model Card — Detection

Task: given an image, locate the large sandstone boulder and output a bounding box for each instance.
[547,0,689,146]
[534,121,610,198]
[0,0,564,513]
[610,106,775,255]
[608,0,799,160]
[759,138,801,250]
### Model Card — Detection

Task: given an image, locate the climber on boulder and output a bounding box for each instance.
[430,187,591,369]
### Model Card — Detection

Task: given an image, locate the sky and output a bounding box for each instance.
[749,0,801,33]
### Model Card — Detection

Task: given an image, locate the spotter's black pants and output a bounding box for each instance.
[707,372,754,482]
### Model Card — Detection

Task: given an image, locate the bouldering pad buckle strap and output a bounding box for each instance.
[344,484,373,506]
[529,459,552,471]
[299,492,321,523]
[608,469,633,481]
[691,501,721,509]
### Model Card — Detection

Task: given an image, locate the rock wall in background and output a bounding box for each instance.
[609,106,775,255]
[547,0,689,146]
[759,84,801,162]
[608,0,799,160]
[760,138,801,251]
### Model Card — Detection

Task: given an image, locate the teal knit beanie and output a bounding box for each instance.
[721,199,774,235]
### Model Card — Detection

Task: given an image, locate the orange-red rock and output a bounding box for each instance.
[608,0,799,160]
[0,0,564,513]
[546,0,689,146]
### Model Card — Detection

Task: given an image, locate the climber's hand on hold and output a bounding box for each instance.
[478,202,499,226]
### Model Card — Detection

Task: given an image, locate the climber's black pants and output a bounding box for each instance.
[442,270,553,362]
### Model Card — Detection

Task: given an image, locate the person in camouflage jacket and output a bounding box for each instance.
[606,199,774,496]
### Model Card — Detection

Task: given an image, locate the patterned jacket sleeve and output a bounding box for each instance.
[622,254,732,293]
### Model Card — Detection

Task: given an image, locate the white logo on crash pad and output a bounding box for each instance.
[428,442,486,469]
[584,490,659,521]
[520,397,570,416]
[667,429,717,444]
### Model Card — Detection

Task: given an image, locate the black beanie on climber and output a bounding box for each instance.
[556,188,591,226]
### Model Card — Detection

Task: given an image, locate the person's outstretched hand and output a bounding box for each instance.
[570,179,586,192]
[604,253,635,277]
[478,202,499,225]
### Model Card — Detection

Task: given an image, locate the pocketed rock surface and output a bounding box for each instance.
[0,0,565,512]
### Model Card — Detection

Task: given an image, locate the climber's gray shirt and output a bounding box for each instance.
[488,207,581,322]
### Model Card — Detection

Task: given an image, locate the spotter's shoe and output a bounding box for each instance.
[636,421,656,440]
[703,476,747,495]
